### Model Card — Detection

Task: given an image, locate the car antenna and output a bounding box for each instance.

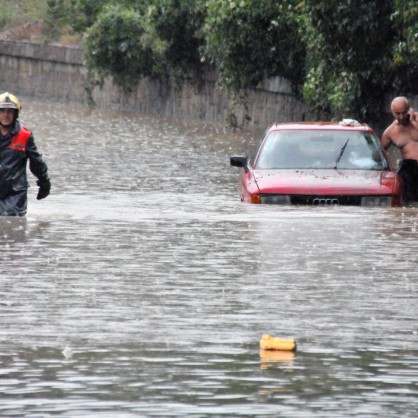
[334,138,350,169]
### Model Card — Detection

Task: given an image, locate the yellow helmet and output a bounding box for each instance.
[0,92,22,116]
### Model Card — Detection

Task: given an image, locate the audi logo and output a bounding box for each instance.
[313,198,339,206]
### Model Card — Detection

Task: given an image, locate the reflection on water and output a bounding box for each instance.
[0,217,27,244]
[0,98,417,417]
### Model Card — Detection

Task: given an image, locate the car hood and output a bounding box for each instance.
[253,169,395,195]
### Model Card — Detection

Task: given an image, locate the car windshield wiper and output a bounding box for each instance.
[334,138,350,169]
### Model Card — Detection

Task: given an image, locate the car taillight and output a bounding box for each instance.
[251,195,261,204]
[380,171,396,188]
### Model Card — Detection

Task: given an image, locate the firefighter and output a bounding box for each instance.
[0,92,50,216]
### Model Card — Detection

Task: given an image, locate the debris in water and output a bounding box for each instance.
[260,334,297,352]
[62,346,74,359]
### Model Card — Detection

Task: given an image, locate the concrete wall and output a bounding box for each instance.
[0,39,308,128]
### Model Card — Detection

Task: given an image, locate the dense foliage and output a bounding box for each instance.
[83,6,156,90]
[45,0,418,123]
[302,0,396,121]
[142,0,207,83]
[47,0,109,32]
[203,0,305,93]
[390,0,418,93]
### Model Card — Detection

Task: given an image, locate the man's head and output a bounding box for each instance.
[391,96,410,126]
[0,92,21,129]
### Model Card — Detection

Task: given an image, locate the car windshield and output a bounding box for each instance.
[255,130,388,170]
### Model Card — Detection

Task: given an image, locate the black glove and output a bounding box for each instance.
[37,179,51,200]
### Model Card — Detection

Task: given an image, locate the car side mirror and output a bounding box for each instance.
[230,155,249,173]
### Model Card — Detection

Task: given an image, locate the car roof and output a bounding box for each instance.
[268,121,374,132]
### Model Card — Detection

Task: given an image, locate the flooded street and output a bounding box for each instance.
[0,97,417,417]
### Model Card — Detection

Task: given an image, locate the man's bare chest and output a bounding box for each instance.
[391,125,418,148]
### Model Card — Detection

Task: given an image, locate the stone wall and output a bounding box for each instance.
[0,39,308,128]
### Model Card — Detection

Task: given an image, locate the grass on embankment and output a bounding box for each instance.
[0,0,49,30]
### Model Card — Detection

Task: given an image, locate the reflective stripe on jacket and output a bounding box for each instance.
[9,127,31,152]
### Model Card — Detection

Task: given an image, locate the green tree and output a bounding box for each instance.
[142,0,206,83]
[83,0,206,90]
[202,0,306,93]
[47,0,124,32]
[83,6,157,90]
[302,0,396,123]
[46,0,418,123]
[391,0,418,93]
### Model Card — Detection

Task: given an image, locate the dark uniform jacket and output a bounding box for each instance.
[0,120,49,215]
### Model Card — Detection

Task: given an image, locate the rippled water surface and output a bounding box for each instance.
[0,98,417,417]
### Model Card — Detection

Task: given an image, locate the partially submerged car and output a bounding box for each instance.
[230,121,403,207]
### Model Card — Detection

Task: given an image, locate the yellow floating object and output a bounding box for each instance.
[260,334,297,352]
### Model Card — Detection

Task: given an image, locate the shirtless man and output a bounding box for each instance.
[381,96,418,204]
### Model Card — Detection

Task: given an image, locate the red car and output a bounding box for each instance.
[230,121,403,207]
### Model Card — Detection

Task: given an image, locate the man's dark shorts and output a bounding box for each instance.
[398,159,418,203]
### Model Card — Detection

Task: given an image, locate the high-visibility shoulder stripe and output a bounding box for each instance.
[9,127,31,151]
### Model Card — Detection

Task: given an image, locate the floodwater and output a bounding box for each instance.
[0,97,417,417]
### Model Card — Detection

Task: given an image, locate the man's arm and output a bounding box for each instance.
[26,135,51,200]
[26,136,49,180]
[381,127,393,150]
